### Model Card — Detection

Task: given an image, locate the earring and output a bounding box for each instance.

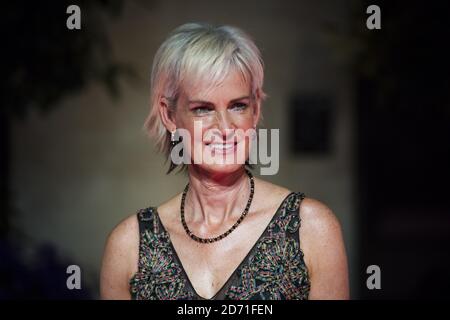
[170,129,177,147]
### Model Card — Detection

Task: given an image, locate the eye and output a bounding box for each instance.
[192,106,213,115]
[230,103,248,111]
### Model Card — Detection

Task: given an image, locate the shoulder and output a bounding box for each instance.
[298,197,349,298]
[100,212,140,299]
[105,213,140,255]
[252,177,339,230]
[298,197,344,262]
[299,197,342,235]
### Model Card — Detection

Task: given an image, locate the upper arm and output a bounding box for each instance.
[299,198,350,300]
[100,214,139,300]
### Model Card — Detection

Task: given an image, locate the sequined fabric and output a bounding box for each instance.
[129,192,310,300]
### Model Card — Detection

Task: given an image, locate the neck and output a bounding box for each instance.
[184,166,251,226]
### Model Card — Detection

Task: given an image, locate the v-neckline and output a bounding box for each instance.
[154,191,295,300]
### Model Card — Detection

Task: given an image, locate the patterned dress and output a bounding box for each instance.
[129,192,310,300]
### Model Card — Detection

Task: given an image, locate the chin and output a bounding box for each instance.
[193,163,246,177]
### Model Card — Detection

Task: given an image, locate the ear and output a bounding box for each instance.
[158,96,177,132]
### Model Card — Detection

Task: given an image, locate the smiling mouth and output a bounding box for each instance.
[205,141,238,152]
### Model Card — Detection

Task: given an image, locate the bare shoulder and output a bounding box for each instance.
[105,213,140,259]
[298,197,349,299]
[299,197,344,259]
[100,213,140,299]
[299,197,342,234]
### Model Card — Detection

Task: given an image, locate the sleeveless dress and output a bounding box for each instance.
[129,191,310,300]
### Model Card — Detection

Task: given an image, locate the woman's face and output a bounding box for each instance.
[173,69,260,176]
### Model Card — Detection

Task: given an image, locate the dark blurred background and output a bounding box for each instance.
[1,0,449,299]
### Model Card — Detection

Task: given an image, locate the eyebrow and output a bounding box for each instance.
[188,95,250,105]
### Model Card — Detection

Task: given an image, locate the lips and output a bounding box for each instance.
[205,141,238,153]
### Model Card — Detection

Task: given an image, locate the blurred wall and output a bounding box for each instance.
[11,0,357,298]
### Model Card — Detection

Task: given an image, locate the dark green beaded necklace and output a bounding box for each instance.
[180,169,255,244]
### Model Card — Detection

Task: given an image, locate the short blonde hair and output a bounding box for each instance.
[143,22,266,170]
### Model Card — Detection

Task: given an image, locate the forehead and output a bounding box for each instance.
[180,69,251,102]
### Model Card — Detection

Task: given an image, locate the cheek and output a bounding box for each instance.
[183,124,207,158]
[233,109,256,126]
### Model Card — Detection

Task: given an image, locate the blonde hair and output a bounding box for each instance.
[143,22,266,171]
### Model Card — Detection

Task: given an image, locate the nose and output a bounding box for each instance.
[214,110,235,142]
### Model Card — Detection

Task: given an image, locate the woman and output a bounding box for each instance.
[100,23,349,300]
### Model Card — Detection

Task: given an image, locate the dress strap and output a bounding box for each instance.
[285,192,306,234]
[136,207,159,235]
